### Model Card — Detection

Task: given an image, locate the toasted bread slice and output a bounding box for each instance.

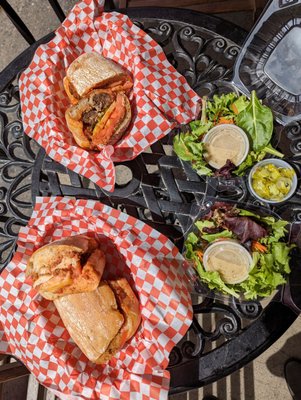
[65,52,128,101]
[54,282,125,363]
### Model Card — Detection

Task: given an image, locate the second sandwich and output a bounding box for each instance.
[26,235,141,364]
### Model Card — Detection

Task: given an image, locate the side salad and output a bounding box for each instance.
[173,91,284,177]
[185,202,294,299]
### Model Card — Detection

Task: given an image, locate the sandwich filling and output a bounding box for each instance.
[65,76,133,102]
[26,236,105,300]
[67,89,129,147]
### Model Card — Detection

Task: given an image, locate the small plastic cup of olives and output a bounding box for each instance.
[248,159,298,203]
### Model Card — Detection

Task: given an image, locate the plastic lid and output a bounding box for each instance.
[232,0,301,125]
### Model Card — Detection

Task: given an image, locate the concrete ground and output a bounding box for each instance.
[0,1,300,400]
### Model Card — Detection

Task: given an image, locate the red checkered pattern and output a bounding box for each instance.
[0,197,193,400]
[19,0,201,192]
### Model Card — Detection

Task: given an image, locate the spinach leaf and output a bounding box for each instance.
[236,91,273,152]
[264,143,284,158]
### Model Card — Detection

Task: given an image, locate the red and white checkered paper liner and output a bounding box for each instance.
[0,196,193,400]
[19,0,201,192]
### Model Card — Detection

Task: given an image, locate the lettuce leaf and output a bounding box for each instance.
[201,230,233,242]
[236,247,289,299]
[261,220,288,244]
[238,268,286,299]
[173,132,200,161]
[173,90,283,178]
[195,220,214,231]
[192,159,213,176]
[173,131,213,175]
[233,149,265,176]
[206,92,239,122]
[194,219,234,242]
[193,254,240,298]
[271,242,291,274]
[189,120,213,135]
[236,91,273,152]
[185,207,294,300]
[232,95,249,114]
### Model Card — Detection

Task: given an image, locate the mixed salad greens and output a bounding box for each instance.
[185,202,295,299]
[173,91,283,177]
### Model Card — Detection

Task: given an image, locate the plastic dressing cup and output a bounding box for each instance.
[203,239,253,284]
[203,124,249,169]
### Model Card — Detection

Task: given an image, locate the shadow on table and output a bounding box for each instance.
[184,331,301,400]
[169,362,256,400]
[169,309,256,400]
[266,331,301,378]
[169,325,301,399]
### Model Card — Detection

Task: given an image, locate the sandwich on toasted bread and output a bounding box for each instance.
[64,52,133,150]
[26,234,141,363]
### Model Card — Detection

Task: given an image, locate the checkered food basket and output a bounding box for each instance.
[0,197,193,400]
[19,0,201,192]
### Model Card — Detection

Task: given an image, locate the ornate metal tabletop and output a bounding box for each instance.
[0,7,300,395]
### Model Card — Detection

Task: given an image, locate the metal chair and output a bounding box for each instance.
[0,355,30,400]
[0,0,65,45]
[0,0,115,45]
[0,354,63,400]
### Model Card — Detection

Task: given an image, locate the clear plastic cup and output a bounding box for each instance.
[203,124,249,169]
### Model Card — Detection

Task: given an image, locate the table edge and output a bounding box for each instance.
[0,7,248,91]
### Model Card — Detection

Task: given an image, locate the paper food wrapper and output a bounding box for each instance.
[19,0,201,192]
[0,196,193,400]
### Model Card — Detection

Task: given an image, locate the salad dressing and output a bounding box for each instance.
[186,203,293,299]
[203,125,248,169]
[203,241,252,284]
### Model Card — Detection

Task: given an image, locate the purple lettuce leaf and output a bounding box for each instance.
[223,215,268,243]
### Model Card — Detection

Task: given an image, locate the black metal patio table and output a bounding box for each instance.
[0,6,300,396]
